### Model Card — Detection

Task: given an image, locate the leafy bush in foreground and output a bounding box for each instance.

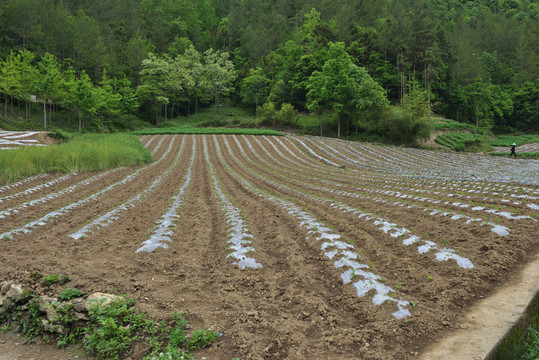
[0,289,220,360]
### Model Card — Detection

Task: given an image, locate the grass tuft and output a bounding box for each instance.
[0,134,152,183]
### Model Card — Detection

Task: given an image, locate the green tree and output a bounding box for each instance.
[65,70,99,133]
[0,51,21,121]
[240,67,270,117]
[139,52,170,124]
[35,53,62,130]
[307,42,387,137]
[203,48,236,120]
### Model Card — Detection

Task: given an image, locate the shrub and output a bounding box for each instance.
[278,103,298,127]
[376,107,431,146]
[258,101,277,127]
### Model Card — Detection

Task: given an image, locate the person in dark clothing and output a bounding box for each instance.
[510,143,517,157]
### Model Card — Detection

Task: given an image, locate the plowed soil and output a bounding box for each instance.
[0,134,537,360]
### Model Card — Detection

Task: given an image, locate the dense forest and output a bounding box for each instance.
[0,0,537,136]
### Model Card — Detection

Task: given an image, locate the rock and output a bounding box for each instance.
[73,312,88,321]
[41,319,52,332]
[38,296,58,312]
[72,298,86,312]
[84,292,122,311]
[0,281,12,295]
[6,284,23,298]
[45,306,58,322]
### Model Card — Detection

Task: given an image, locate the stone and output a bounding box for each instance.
[45,306,58,322]
[5,284,23,298]
[1,281,12,295]
[38,296,58,312]
[84,292,122,311]
[71,298,86,312]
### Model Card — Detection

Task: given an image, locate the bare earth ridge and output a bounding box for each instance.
[0,134,537,359]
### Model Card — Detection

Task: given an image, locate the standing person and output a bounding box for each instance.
[510,143,517,157]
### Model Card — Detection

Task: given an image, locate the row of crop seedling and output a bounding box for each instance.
[69,136,187,240]
[241,136,530,236]
[0,136,176,240]
[251,135,538,217]
[0,169,122,221]
[232,136,476,270]
[299,135,537,185]
[0,174,50,194]
[137,138,197,253]
[259,135,538,200]
[0,173,74,204]
[214,135,412,318]
[203,136,261,269]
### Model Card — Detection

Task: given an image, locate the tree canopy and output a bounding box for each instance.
[0,0,537,134]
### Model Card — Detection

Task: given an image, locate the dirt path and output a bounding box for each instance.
[0,134,537,360]
[419,253,539,359]
[0,333,93,360]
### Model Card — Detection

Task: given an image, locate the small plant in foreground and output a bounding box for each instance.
[42,274,59,286]
[30,271,43,280]
[59,288,86,301]
[42,274,71,287]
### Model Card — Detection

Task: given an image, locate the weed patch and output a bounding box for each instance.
[0,134,152,183]
[0,283,221,360]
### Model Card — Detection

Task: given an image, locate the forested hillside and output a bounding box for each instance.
[0,0,537,136]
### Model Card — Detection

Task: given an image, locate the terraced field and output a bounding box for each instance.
[0,134,537,359]
[0,130,50,149]
[493,143,539,153]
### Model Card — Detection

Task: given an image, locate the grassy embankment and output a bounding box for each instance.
[494,304,539,360]
[431,118,538,156]
[0,133,152,183]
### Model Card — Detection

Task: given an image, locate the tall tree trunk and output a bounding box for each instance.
[164,103,168,121]
[195,97,198,122]
[427,80,431,118]
[43,99,47,131]
[78,111,82,134]
[255,94,258,118]
[319,117,323,137]
[4,95,7,121]
[214,93,218,120]
[186,90,190,116]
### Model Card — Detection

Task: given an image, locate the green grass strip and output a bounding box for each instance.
[494,304,539,360]
[489,152,539,159]
[490,135,539,147]
[130,127,284,136]
[0,134,152,183]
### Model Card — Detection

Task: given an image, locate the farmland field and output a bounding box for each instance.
[1,134,538,359]
[0,130,51,149]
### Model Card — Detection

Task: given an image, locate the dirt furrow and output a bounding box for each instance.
[0,135,180,237]
[0,134,537,360]
[213,135,538,359]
